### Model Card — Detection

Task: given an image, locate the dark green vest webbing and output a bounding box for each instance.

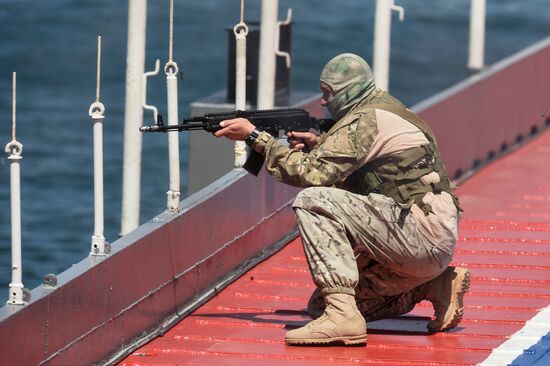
[350,103,462,215]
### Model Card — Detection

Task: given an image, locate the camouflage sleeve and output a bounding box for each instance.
[251,110,378,187]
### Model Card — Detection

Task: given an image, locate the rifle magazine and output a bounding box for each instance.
[243,150,265,176]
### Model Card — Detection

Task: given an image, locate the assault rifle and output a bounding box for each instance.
[140,108,335,175]
[140,107,334,136]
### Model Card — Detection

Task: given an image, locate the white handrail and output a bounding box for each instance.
[468,0,487,71]
[89,36,109,256]
[257,0,278,109]
[5,72,30,305]
[121,0,148,236]
[165,0,181,212]
[233,0,249,169]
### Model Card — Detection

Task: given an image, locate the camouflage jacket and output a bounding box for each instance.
[252,90,405,192]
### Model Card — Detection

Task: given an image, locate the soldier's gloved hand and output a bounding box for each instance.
[214,118,256,141]
[286,131,319,152]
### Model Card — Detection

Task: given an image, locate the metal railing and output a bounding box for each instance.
[5,72,30,306]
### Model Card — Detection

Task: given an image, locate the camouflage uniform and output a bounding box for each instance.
[251,53,459,321]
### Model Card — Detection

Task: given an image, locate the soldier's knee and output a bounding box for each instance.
[293,186,336,210]
[293,187,319,209]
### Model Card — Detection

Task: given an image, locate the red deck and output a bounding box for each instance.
[120,129,550,366]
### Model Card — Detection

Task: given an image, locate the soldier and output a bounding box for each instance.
[215,53,470,346]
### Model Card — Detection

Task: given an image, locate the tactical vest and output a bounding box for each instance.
[345,103,462,215]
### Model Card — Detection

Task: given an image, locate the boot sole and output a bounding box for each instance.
[286,334,367,346]
[428,269,471,332]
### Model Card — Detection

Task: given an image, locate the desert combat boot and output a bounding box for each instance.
[425,266,471,332]
[285,293,367,346]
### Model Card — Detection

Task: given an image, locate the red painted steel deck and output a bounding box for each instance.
[120,128,550,366]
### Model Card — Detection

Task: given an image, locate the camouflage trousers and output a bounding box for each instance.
[292,187,453,319]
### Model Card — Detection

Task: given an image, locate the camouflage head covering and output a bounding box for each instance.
[320,53,377,120]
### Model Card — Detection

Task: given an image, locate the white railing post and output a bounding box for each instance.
[234,0,249,169]
[89,36,109,256]
[257,0,278,109]
[165,0,181,211]
[5,72,30,305]
[121,0,147,236]
[373,0,404,92]
[468,0,487,71]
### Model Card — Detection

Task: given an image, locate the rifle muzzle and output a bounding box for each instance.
[140,125,163,132]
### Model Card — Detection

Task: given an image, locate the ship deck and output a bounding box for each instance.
[119,128,550,366]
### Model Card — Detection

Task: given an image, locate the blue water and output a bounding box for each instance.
[0,0,548,303]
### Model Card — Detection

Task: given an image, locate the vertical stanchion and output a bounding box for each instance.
[5,72,30,305]
[233,0,249,168]
[165,0,180,211]
[121,0,148,236]
[468,0,486,71]
[257,0,278,109]
[89,36,109,256]
[373,0,404,92]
